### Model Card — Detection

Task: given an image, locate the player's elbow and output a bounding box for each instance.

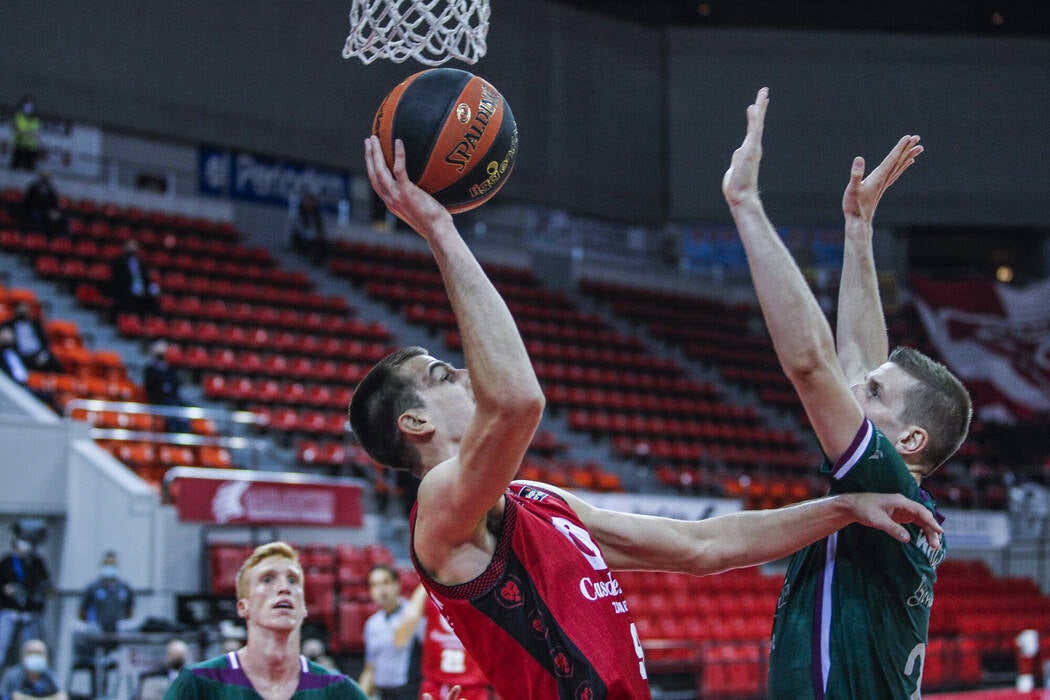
[502,389,546,426]
[781,342,837,384]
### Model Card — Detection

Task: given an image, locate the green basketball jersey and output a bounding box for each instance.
[163,651,368,700]
[767,420,945,700]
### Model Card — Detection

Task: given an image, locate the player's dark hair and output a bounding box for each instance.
[348,346,428,473]
[889,346,972,473]
[368,563,399,583]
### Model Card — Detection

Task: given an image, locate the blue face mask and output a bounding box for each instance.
[100,565,118,579]
[23,654,47,673]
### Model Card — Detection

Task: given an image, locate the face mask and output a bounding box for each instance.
[168,658,186,672]
[23,654,47,673]
[14,539,32,554]
[100,565,118,579]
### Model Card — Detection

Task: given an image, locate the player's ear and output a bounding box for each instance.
[398,409,434,440]
[895,426,927,458]
[236,597,248,620]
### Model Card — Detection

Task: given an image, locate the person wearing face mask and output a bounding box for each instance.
[10,95,41,172]
[0,639,67,700]
[109,240,161,321]
[143,340,189,433]
[21,172,68,240]
[300,638,340,674]
[136,639,189,700]
[78,551,134,634]
[73,551,133,697]
[0,524,51,669]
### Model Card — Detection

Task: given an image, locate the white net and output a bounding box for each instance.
[342,0,490,66]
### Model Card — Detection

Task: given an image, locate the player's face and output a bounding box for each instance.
[403,354,475,440]
[237,555,307,631]
[851,362,919,449]
[368,569,402,612]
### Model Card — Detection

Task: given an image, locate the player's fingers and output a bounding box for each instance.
[363,137,385,192]
[392,139,408,182]
[910,503,944,549]
[748,87,769,138]
[884,145,924,188]
[850,156,866,183]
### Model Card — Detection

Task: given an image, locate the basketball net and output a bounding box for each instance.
[341,0,490,66]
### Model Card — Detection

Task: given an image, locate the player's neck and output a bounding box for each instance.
[240,629,301,683]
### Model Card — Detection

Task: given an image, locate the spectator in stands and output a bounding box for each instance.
[72,551,133,700]
[109,240,160,320]
[301,637,340,674]
[358,565,424,700]
[21,172,67,239]
[135,638,188,700]
[347,136,945,699]
[79,550,134,634]
[164,541,367,699]
[4,303,61,373]
[0,639,67,700]
[289,192,327,267]
[143,340,188,432]
[722,88,971,699]
[0,327,31,387]
[0,521,51,669]
[9,95,41,172]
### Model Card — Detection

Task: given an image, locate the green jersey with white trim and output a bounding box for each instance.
[163,651,367,700]
[767,420,945,700]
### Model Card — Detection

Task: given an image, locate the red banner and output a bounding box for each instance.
[168,469,363,527]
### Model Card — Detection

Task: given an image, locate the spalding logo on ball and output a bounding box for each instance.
[373,68,518,214]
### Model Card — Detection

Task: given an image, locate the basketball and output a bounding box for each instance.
[372,68,518,214]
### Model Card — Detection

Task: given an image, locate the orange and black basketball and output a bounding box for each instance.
[372,68,518,214]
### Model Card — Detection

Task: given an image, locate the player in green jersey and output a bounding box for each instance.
[164,542,367,700]
[723,88,971,699]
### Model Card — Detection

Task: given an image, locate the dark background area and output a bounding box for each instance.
[551,0,1050,35]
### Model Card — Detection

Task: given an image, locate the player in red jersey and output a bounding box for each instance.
[419,596,497,700]
[350,136,943,700]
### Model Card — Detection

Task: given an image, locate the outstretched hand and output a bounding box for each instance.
[844,492,943,549]
[842,135,923,223]
[364,135,452,239]
[422,685,461,700]
[722,87,770,207]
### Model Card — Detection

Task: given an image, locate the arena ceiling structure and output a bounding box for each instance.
[550,0,1050,35]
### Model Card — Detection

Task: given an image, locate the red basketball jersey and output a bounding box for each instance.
[421,598,493,691]
[410,482,651,700]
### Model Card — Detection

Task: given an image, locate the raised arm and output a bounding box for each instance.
[364,137,545,574]
[721,88,862,462]
[393,584,428,647]
[838,136,923,382]
[549,485,941,575]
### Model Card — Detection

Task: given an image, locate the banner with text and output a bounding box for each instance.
[198,146,349,209]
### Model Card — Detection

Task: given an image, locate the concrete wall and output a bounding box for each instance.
[666,29,1050,226]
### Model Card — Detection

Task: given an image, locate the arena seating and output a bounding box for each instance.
[327,240,814,504]
[616,559,1048,695]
